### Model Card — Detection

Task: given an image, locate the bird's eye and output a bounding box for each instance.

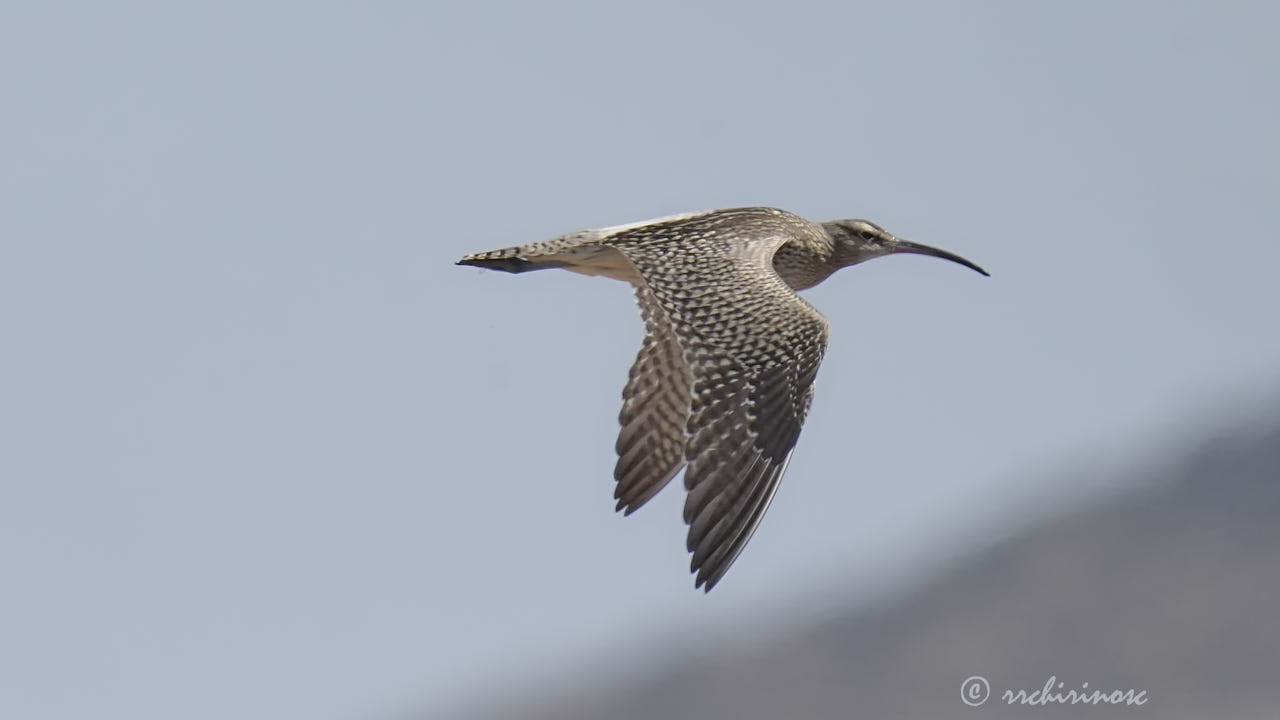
[859,230,875,241]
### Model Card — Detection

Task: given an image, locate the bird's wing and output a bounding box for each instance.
[607,210,830,590]
[613,284,691,514]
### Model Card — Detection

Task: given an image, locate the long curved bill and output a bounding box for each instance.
[888,239,990,276]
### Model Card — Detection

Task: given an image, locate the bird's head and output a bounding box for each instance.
[824,219,989,276]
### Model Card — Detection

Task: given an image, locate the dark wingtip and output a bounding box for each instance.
[695,572,719,593]
[691,558,723,592]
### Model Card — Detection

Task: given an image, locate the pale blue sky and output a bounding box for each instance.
[3,3,1279,719]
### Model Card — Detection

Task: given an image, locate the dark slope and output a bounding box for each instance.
[466,410,1280,720]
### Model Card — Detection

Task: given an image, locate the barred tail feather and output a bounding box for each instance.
[456,247,568,274]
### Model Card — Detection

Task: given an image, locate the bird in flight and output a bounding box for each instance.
[458,207,987,590]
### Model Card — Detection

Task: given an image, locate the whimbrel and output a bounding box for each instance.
[458,207,987,591]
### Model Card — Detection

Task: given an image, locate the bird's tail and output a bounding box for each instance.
[455,245,569,274]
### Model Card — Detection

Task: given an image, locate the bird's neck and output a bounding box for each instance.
[772,236,839,291]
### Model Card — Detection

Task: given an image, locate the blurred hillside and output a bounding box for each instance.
[461,404,1280,720]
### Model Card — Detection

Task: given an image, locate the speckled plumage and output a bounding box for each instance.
[458,207,987,590]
